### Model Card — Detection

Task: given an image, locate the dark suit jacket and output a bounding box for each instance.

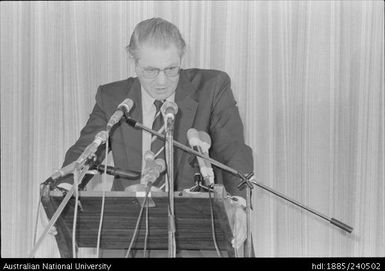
[56,69,253,198]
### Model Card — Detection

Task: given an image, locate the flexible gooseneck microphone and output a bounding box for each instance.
[106,98,134,131]
[142,150,166,187]
[51,131,108,180]
[160,100,178,122]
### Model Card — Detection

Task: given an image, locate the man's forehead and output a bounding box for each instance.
[136,43,181,67]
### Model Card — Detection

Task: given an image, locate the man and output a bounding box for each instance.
[54,17,254,256]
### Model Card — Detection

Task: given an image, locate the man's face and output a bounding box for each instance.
[135,43,181,100]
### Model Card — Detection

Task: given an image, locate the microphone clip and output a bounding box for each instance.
[236,172,255,190]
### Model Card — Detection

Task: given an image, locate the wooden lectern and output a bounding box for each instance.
[40,184,236,258]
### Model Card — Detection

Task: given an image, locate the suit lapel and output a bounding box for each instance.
[174,70,198,169]
[120,78,143,171]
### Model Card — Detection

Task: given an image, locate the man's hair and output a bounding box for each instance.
[127,17,186,60]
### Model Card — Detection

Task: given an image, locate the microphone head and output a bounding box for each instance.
[187,128,201,147]
[144,150,155,161]
[154,158,166,172]
[106,99,134,131]
[118,98,134,113]
[95,130,108,144]
[161,101,178,120]
[198,131,211,149]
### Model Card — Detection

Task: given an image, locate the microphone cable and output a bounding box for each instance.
[208,188,222,257]
[72,153,98,258]
[143,198,149,257]
[96,136,109,258]
[72,148,103,258]
[69,131,109,258]
[124,184,152,258]
[72,161,95,258]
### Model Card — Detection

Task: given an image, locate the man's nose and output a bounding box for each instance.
[156,70,167,84]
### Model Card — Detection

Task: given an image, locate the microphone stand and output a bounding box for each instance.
[244,178,252,257]
[28,161,91,258]
[125,117,354,255]
[126,117,246,180]
[165,117,177,258]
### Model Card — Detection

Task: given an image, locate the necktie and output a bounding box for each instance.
[150,100,166,188]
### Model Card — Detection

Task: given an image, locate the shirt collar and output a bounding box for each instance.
[141,87,175,113]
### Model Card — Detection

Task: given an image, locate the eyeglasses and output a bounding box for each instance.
[138,65,180,79]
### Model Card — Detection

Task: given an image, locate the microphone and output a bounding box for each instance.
[106,98,134,131]
[94,164,140,179]
[51,131,108,180]
[76,130,108,165]
[161,100,178,121]
[142,151,166,186]
[187,128,212,184]
[161,101,178,194]
[198,131,212,153]
[198,131,215,185]
[187,128,201,151]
